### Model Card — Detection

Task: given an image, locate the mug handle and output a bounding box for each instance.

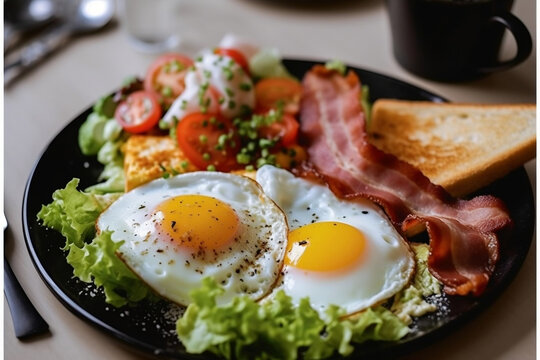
[477,12,533,74]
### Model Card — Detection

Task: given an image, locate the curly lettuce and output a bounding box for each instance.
[176,278,409,360]
[37,178,118,248]
[37,179,154,307]
[67,231,154,307]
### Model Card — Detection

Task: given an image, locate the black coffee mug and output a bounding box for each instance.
[386,0,533,82]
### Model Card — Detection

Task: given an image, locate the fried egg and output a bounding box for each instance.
[97,171,288,306]
[255,166,415,316]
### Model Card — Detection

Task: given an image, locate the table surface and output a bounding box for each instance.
[4,0,536,359]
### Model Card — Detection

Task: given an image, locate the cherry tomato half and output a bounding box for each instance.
[214,47,250,75]
[115,91,162,133]
[258,113,300,147]
[144,53,194,108]
[254,77,303,115]
[176,113,241,172]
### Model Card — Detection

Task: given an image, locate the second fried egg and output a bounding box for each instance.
[255,166,415,316]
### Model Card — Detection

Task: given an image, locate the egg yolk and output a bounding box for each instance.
[154,195,239,252]
[286,221,366,272]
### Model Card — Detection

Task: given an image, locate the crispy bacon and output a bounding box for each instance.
[299,65,512,296]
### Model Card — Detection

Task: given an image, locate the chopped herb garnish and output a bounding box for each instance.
[161,86,173,97]
[237,153,251,164]
[225,88,235,97]
[170,59,184,72]
[223,67,234,81]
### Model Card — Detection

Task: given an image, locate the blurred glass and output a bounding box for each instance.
[118,0,180,53]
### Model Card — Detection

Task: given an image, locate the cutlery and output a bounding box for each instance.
[4,0,57,53]
[4,0,115,86]
[3,214,50,339]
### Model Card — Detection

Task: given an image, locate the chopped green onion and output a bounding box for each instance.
[218,134,228,146]
[161,86,173,97]
[236,153,251,164]
[225,88,235,97]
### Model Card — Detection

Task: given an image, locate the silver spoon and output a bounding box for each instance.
[3,214,49,339]
[4,0,115,86]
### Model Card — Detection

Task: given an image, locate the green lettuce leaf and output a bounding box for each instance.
[78,94,118,155]
[78,112,122,157]
[66,231,155,307]
[36,178,119,248]
[176,278,409,360]
[325,60,347,76]
[38,178,154,307]
[249,48,295,80]
[78,96,126,194]
[85,136,126,194]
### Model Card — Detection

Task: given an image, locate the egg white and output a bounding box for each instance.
[97,171,288,306]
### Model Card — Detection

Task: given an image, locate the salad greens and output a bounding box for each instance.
[249,48,295,80]
[37,179,155,307]
[325,59,347,76]
[78,95,126,193]
[67,231,155,307]
[176,278,408,360]
[37,178,116,248]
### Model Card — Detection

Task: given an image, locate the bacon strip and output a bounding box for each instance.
[299,66,512,296]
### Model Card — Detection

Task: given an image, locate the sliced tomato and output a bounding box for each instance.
[214,47,250,75]
[176,113,240,172]
[115,91,162,133]
[144,53,194,108]
[258,113,299,147]
[254,77,303,115]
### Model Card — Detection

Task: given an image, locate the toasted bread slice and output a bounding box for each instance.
[123,135,197,191]
[367,99,536,197]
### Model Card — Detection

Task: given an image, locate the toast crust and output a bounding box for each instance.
[368,100,536,197]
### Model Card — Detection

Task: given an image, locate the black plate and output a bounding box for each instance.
[22,59,535,359]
